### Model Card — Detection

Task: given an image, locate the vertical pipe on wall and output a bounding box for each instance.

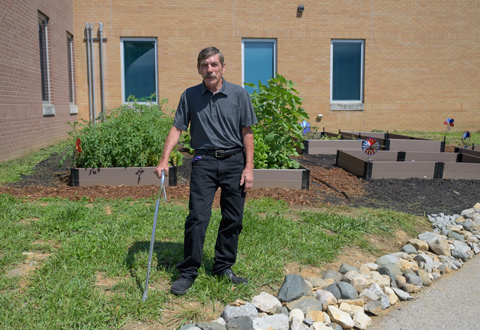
[99,23,105,119]
[85,23,92,122]
[89,22,96,123]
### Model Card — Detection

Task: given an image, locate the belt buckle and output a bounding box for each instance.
[215,150,222,158]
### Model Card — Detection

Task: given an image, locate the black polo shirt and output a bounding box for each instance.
[173,78,257,150]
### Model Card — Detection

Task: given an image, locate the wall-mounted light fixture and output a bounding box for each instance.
[316,114,323,122]
[298,5,305,12]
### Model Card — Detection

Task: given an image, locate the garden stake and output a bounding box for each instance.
[142,171,167,302]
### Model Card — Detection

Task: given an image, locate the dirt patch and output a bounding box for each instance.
[95,272,119,288]
[6,251,51,291]
[6,252,51,277]
[284,263,324,279]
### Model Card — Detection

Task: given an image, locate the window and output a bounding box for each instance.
[120,38,158,103]
[242,39,276,94]
[38,13,50,102]
[331,40,364,104]
[67,33,75,104]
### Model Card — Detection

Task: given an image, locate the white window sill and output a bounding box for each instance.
[330,103,364,111]
[42,103,55,115]
[70,104,78,114]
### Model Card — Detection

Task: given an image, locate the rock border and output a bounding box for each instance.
[181,202,480,330]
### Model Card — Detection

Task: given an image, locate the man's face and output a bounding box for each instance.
[197,54,225,88]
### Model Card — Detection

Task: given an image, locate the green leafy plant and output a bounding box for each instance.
[66,98,182,168]
[319,134,342,141]
[179,127,194,154]
[245,74,309,169]
[302,126,320,140]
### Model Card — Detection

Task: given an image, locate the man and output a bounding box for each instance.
[154,47,257,295]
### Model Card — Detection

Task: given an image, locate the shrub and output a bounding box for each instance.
[67,99,182,168]
[245,74,309,169]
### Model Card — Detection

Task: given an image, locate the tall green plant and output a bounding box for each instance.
[245,74,309,169]
[67,99,182,168]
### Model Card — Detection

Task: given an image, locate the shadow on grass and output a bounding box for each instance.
[126,240,217,292]
[126,241,182,289]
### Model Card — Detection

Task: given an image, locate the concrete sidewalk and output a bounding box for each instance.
[368,255,480,330]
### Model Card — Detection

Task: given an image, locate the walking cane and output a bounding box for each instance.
[142,171,167,302]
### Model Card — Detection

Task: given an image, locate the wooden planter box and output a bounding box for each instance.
[71,165,310,190]
[306,131,444,155]
[341,131,430,141]
[336,150,480,180]
[443,163,480,180]
[304,130,443,156]
[71,166,177,187]
[385,139,444,152]
[304,140,363,155]
[455,147,479,155]
[253,167,310,190]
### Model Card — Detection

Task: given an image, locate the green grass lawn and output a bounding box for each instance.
[0,139,437,329]
[392,130,480,147]
[0,193,428,329]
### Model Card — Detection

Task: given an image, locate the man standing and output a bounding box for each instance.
[154,47,257,295]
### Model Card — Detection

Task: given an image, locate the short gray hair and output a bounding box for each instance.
[197,47,224,67]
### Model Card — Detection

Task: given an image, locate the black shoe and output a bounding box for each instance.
[170,276,193,295]
[216,268,248,284]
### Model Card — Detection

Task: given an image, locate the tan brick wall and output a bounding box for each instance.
[2,0,477,162]
[0,0,76,162]
[70,0,480,136]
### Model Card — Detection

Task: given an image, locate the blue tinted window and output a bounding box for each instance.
[332,41,363,101]
[243,41,275,94]
[123,40,156,102]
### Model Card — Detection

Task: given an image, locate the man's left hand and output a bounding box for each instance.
[240,168,254,192]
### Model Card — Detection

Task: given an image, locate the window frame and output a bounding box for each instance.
[330,39,365,105]
[67,32,77,114]
[38,12,50,103]
[241,39,277,92]
[67,33,75,104]
[120,37,158,104]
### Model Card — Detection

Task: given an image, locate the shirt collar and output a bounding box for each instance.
[201,78,229,96]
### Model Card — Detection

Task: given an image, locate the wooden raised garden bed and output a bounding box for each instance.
[71,166,178,187]
[303,140,363,155]
[304,130,445,155]
[71,165,310,190]
[336,149,480,180]
[252,167,310,190]
[341,131,445,152]
[384,139,444,152]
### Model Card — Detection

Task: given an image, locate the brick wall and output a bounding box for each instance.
[0,0,76,162]
[2,0,478,163]
[70,0,479,135]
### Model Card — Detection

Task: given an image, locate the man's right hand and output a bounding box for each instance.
[154,163,169,179]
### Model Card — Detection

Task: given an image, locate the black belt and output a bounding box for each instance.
[194,148,243,158]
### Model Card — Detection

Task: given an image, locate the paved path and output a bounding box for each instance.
[368,255,480,330]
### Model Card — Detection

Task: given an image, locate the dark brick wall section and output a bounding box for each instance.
[0,0,76,162]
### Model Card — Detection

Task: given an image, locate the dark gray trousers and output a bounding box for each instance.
[175,151,246,280]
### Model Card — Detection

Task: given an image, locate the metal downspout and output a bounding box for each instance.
[89,22,96,123]
[99,23,105,119]
[85,23,92,122]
